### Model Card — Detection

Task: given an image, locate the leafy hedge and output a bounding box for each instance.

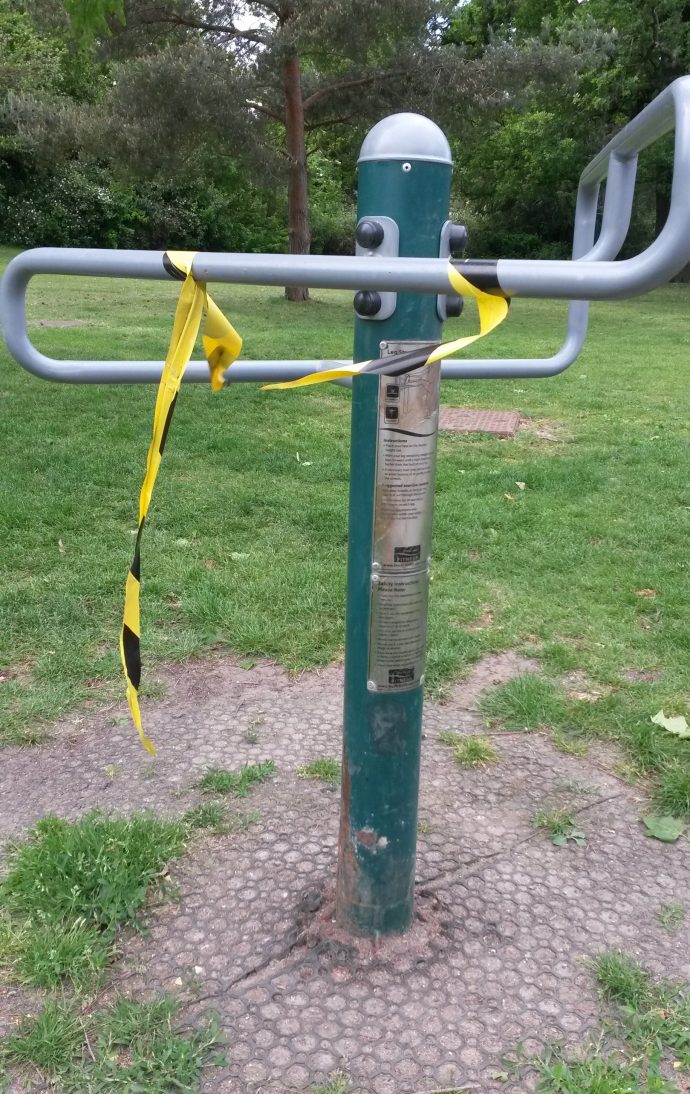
[0,162,289,253]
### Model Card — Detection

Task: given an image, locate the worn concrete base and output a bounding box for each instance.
[1,653,689,1093]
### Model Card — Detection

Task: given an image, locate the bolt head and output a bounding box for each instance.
[448,223,468,256]
[356,219,384,249]
[354,290,382,317]
[445,294,464,318]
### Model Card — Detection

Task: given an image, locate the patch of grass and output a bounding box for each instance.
[624,718,685,777]
[556,777,596,797]
[244,713,265,744]
[183,803,259,835]
[195,760,275,797]
[13,918,110,990]
[655,764,690,819]
[552,729,589,756]
[296,758,341,783]
[594,951,690,1066]
[513,955,690,1092]
[1,999,82,1078]
[183,802,228,833]
[307,1072,351,1094]
[531,807,585,847]
[594,951,653,1009]
[438,731,499,767]
[480,674,566,731]
[656,901,686,931]
[1,996,224,1091]
[0,811,187,990]
[533,1047,677,1093]
[483,671,690,813]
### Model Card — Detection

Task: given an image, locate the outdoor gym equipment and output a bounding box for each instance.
[2,76,690,939]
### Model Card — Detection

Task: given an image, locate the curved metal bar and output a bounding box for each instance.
[443,149,640,379]
[498,76,690,299]
[1,77,689,385]
[0,246,553,384]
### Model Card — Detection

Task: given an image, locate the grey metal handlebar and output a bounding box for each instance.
[2,77,689,384]
[497,75,690,299]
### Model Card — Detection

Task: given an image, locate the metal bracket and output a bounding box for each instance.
[354,216,399,321]
[437,220,463,321]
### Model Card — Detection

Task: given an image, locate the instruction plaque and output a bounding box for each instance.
[368,350,440,692]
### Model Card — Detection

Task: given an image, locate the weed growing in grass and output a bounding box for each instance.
[1,996,224,1091]
[511,955,690,1092]
[594,951,653,1008]
[655,763,690,818]
[594,951,690,1066]
[484,672,690,819]
[0,811,187,990]
[552,729,589,756]
[196,760,275,797]
[244,713,265,745]
[480,674,566,731]
[438,731,498,767]
[183,803,259,835]
[183,802,228,833]
[296,758,341,783]
[1,999,82,1078]
[532,1046,676,1093]
[531,808,585,847]
[656,902,686,931]
[556,778,596,797]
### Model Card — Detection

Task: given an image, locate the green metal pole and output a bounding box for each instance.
[336,115,453,936]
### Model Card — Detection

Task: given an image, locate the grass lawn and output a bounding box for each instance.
[1,245,689,807]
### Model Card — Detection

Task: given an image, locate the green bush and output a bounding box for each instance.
[1,164,128,247]
[0,162,287,252]
[308,151,354,255]
[464,224,571,259]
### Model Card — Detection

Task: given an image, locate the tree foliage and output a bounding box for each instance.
[448,0,690,258]
[0,0,64,94]
[2,0,688,268]
[62,0,124,40]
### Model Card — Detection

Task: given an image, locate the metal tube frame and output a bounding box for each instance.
[2,77,690,385]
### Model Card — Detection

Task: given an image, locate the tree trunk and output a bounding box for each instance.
[283,54,310,302]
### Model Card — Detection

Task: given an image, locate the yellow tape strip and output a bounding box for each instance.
[261,264,509,390]
[120,251,242,754]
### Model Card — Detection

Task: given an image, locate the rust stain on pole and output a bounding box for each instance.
[336,757,360,910]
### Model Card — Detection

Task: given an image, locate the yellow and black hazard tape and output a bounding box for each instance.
[120,251,242,755]
[262,263,509,390]
[121,255,508,753]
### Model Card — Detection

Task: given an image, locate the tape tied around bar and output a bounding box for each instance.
[120,250,242,754]
[261,263,509,391]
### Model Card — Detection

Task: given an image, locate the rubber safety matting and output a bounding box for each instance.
[438,407,521,437]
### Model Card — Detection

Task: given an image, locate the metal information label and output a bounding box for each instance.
[369,570,430,692]
[368,350,441,693]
